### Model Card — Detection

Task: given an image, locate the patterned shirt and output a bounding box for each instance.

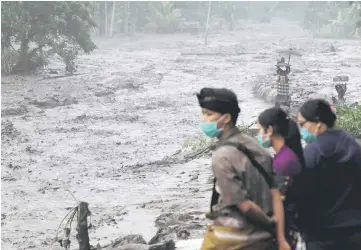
[277,75,290,97]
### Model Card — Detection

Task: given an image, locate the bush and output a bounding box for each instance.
[1,2,96,74]
[182,135,214,153]
[335,104,361,138]
[1,47,19,74]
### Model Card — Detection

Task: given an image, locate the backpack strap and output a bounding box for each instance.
[222,142,274,188]
[210,177,219,212]
[209,142,274,212]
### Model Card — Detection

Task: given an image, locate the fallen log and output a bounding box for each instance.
[37,73,88,82]
[180,52,257,56]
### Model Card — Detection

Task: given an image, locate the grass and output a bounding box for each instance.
[335,103,361,138]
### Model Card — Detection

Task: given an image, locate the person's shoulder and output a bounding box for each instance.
[213,132,272,166]
[232,133,274,171]
[339,129,361,153]
[237,133,272,159]
[212,143,238,164]
[280,146,302,169]
[339,129,361,145]
[235,132,264,149]
[282,145,300,159]
[316,129,357,152]
[212,144,233,159]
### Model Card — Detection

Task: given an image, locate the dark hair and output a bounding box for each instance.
[300,99,336,128]
[197,87,241,125]
[230,111,239,125]
[258,107,305,169]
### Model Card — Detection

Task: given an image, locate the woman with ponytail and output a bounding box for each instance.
[257,107,304,250]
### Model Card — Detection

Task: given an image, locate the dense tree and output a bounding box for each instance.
[93,1,252,35]
[145,1,182,33]
[3,1,360,75]
[302,1,361,38]
[1,1,97,74]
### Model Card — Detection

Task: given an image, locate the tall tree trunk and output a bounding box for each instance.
[205,1,212,45]
[110,1,116,37]
[104,1,108,36]
[19,38,29,63]
[14,35,30,73]
[124,1,130,35]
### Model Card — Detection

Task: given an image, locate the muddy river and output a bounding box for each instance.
[1,19,360,250]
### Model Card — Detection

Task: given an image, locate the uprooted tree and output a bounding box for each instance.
[1,1,97,74]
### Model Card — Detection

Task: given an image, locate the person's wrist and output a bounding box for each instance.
[270,218,286,242]
[277,237,287,244]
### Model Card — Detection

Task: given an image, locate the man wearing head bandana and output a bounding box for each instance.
[197,88,290,250]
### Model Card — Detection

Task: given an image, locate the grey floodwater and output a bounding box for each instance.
[1,19,361,250]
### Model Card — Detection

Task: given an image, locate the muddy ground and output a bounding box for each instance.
[1,19,361,250]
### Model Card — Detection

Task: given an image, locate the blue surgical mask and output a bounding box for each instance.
[300,128,317,143]
[200,116,224,138]
[257,134,271,148]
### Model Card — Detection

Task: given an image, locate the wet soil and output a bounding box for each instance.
[1,19,360,250]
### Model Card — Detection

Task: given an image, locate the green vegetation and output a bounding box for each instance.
[146,2,182,33]
[2,1,360,74]
[93,1,250,35]
[303,1,361,39]
[1,1,96,74]
[335,104,361,138]
[183,135,215,153]
[90,1,361,38]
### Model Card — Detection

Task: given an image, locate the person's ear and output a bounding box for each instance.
[316,122,326,133]
[223,114,232,125]
[266,126,274,137]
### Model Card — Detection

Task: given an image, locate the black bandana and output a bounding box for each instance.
[196,88,241,115]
